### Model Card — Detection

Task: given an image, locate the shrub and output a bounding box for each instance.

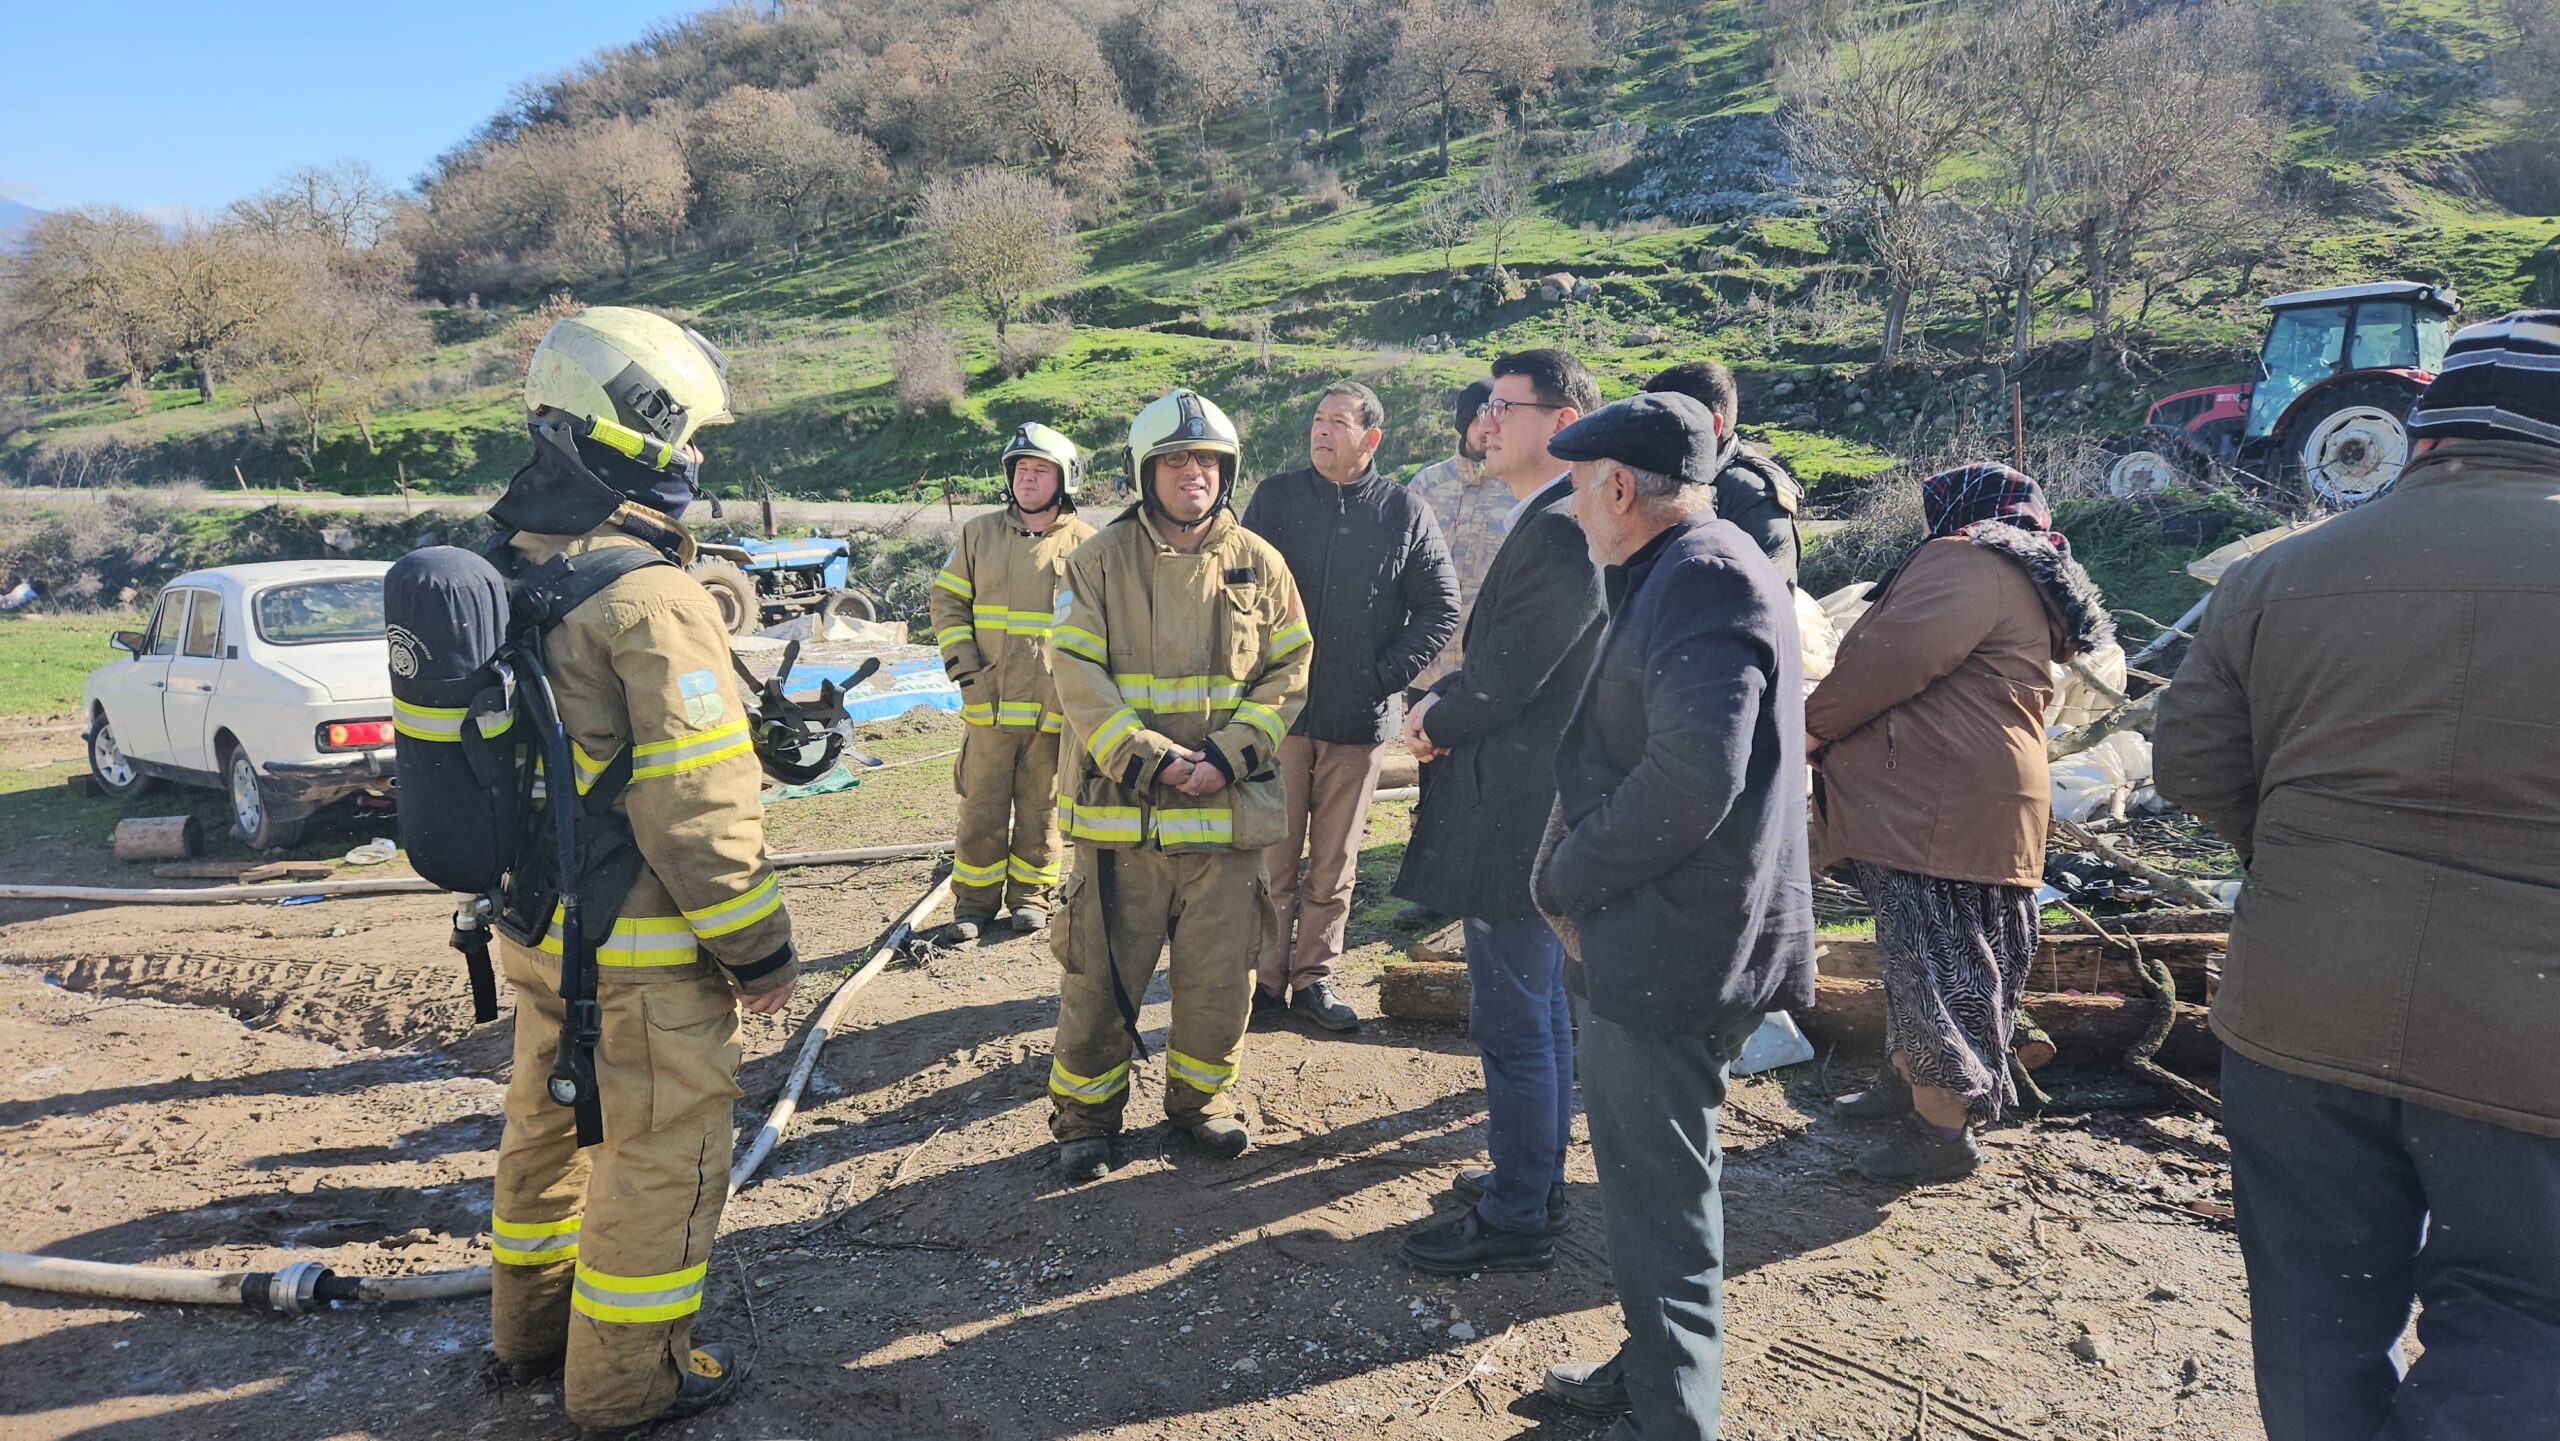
[891,321,965,417]
[1217,214,1258,248]
[1288,160,1352,212]
[996,318,1073,378]
[1203,179,1251,219]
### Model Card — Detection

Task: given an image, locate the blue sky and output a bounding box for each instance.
[0,1,701,217]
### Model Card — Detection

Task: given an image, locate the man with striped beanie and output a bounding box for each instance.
[2156,309,2560,1441]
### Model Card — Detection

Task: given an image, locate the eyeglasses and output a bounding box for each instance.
[1482,398,1563,420]
[1156,449,1224,474]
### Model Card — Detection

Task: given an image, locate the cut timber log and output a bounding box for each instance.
[151,860,334,882]
[1407,921,1467,964]
[1819,933,2224,1003]
[1379,961,1469,1023]
[113,816,202,863]
[1801,974,2220,1075]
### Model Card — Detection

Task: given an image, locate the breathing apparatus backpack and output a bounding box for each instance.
[386,532,863,1148]
[386,539,675,1147]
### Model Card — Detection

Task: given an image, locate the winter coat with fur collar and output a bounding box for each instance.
[1805,525,2111,888]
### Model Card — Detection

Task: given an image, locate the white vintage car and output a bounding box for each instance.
[83,560,396,849]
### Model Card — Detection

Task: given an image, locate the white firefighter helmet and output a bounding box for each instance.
[1125,388,1241,497]
[524,306,733,469]
[999,421,1082,501]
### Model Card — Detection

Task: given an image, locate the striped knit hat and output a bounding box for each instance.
[2406,310,2560,450]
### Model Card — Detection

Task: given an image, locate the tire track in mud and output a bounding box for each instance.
[22,949,487,1053]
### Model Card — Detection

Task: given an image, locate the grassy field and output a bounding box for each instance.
[0,611,134,721]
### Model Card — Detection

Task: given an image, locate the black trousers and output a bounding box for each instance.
[2224,1051,2560,1441]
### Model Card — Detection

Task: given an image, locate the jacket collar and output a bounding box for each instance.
[2393,438,2560,492]
[1963,521,2112,660]
[510,500,698,567]
[1602,517,1696,612]
[1124,504,1235,555]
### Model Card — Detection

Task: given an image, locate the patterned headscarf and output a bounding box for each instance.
[1921,463,2062,549]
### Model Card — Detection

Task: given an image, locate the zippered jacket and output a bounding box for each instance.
[1048,507,1312,851]
[1240,465,1458,744]
[930,506,1098,731]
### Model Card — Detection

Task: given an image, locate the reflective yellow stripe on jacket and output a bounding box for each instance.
[393,698,513,743]
[571,1260,707,1324]
[535,906,703,969]
[629,718,751,781]
[491,1214,581,1266]
[1053,799,1232,846]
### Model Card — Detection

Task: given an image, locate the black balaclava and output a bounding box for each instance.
[489,413,700,540]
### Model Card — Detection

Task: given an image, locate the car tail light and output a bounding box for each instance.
[320,719,395,751]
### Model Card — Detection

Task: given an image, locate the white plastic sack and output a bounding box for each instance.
[2050,731,2154,824]
[1817,581,1874,628]
[2047,641,2126,730]
[1732,1010,1816,1075]
[758,612,906,647]
[1795,588,1840,686]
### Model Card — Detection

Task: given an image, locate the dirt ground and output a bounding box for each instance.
[0,712,2263,1440]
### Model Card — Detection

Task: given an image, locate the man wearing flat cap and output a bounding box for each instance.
[1527,391,1815,1439]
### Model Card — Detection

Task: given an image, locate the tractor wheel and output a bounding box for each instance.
[2278,377,2422,510]
[2104,427,2211,499]
[689,558,759,636]
[816,589,879,626]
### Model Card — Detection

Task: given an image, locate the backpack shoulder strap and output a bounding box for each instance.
[500,542,678,633]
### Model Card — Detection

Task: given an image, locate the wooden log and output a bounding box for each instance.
[153,860,266,880]
[1800,974,2221,1075]
[1377,750,1420,791]
[113,816,202,863]
[1818,933,2224,1002]
[1379,961,1470,1023]
[1408,921,1467,964]
[239,861,334,884]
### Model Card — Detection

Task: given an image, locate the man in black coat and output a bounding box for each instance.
[1529,392,1815,1439]
[1241,381,1459,1032]
[1394,348,1605,1275]
[1644,360,1802,586]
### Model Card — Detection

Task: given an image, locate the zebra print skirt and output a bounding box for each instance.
[1849,861,2039,1124]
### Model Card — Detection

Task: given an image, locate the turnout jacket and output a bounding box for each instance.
[1240,464,1459,744]
[930,505,1098,731]
[1048,506,1313,853]
[506,503,797,994]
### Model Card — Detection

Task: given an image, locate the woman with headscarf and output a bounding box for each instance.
[1805,464,2112,1183]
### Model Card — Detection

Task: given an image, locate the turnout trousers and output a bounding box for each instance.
[489,939,742,1432]
[951,722,1064,920]
[1048,841,1272,1140]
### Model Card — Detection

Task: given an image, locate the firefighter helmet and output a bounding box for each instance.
[1000,422,1082,507]
[1125,389,1241,502]
[524,306,733,469]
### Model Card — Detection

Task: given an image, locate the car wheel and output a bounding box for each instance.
[689,558,760,637]
[87,714,162,800]
[226,744,307,852]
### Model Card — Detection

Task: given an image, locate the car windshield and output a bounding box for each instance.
[254,579,385,645]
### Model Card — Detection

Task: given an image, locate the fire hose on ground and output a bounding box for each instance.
[0,865,954,1315]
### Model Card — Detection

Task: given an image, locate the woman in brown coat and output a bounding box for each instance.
[1806,464,2111,1183]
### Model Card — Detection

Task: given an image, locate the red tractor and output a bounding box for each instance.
[2106,280,2461,509]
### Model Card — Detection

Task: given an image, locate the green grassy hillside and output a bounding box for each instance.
[7,0,2557,512]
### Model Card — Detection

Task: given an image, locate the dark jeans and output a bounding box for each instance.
[2224,1051,2560,1441]
[1463,914,1573,1234]
[1577,997,1743,1441]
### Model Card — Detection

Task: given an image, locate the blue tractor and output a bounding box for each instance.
[690,536,882,636]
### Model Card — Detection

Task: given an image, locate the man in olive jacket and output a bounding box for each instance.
[2155,310,2560,1441]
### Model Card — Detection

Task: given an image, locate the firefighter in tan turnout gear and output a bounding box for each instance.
[927,423,1098,942]
[484,308,795,1432]
[1044,389,1313,1182]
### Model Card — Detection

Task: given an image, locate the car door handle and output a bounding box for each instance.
[150,680,165,690]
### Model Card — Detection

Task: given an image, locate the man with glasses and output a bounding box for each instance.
[1241,381,1459,1033]
[1043,389,1313,1183]
[1395,349,1606,1273]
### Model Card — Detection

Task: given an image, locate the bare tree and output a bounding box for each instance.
[1970,0,2104,366]
[227,238,426,478]
[1259,0,1384,157]
[1102,0,1273,146]
[1780,9,1984,365]
[913,167,1083,342]
[1474,148,1533,280]
[151,222,292,402]
[691,86,885,267]
[973,7,1138,201]
[228,161,401,250]
[12,206,172,396]
[2503,0,2560,132]
[1414,182,1477,275]
[566,118,690,283]
[2064,4,2280,373]
[1370,0,1589,176]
